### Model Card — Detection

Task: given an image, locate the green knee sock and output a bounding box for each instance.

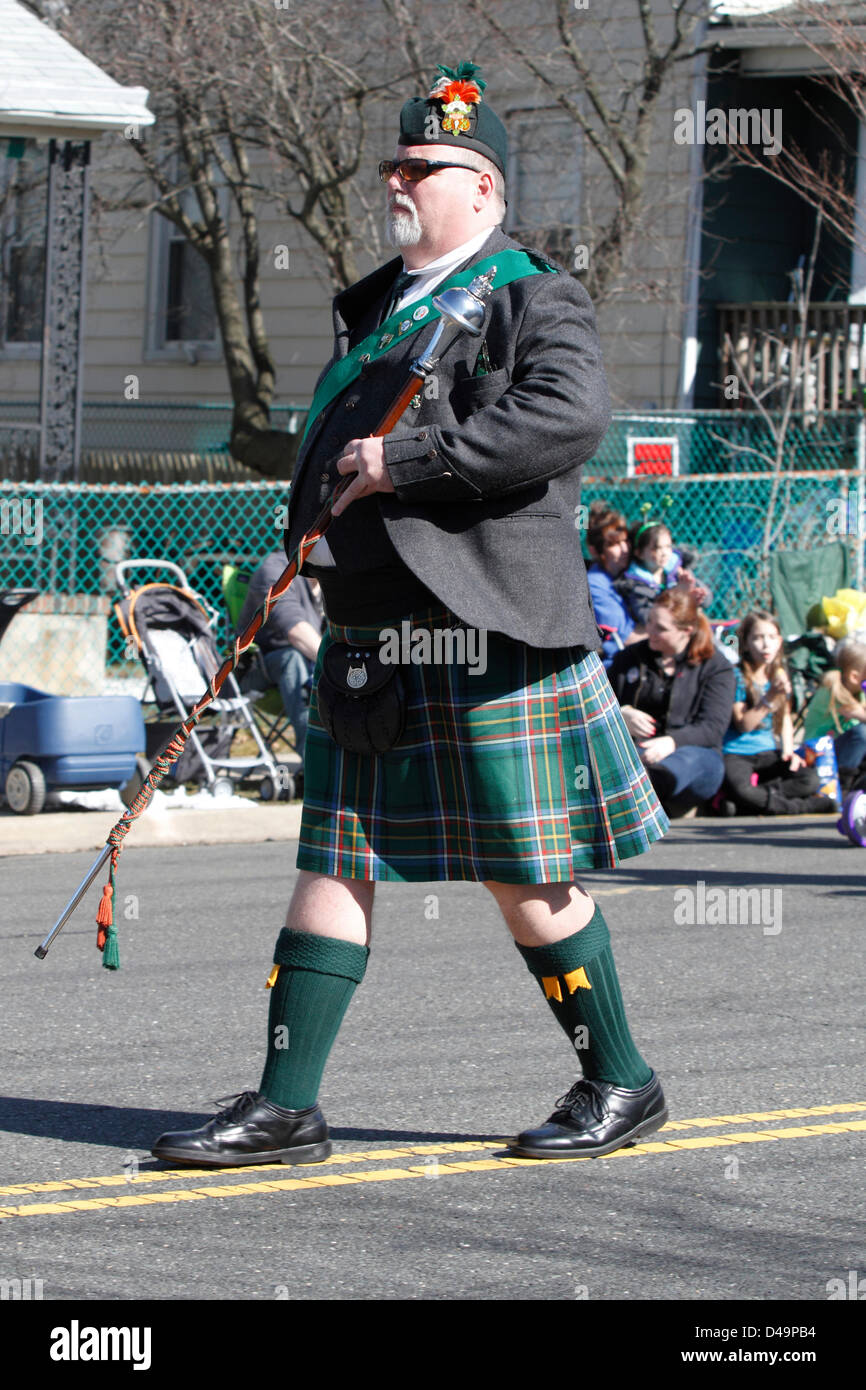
[516,904,652,1090]
[259,928,369,1110]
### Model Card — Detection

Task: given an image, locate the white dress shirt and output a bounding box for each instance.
[389,225,497,312]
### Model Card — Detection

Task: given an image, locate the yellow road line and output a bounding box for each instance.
[0,1119,863,1221]
[0,1141,499,1196]
[661,1101,866,1129]
[2,1102,864,1198]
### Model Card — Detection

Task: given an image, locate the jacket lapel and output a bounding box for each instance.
[292,259,402,479]
[291,227,516,487]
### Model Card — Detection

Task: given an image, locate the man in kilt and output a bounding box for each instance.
[153,60,670,1168]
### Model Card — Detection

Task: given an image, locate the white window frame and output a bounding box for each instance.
[504,105,583,260]
[143,168,226,362]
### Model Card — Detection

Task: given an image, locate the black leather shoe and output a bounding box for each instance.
[151,1090,332,1167]
[508,1071,668,1159]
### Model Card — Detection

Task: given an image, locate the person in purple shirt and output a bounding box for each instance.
[585,502,635,667]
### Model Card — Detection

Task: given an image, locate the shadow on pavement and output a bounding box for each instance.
[0,1096,504,1154]
[585,863,865,889]
[0,1096,205,1149]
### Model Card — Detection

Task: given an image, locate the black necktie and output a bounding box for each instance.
[383,269,416,323]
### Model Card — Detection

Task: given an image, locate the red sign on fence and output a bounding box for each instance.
[627,437,680,477]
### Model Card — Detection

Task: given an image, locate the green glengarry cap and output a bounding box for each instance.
[398,60,507,175]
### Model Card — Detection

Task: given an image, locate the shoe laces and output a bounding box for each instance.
[553,1079,608,1124]
[211,1090,259,1122]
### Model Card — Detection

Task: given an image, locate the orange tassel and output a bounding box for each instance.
[97,883,113,925]
[96,883,114,951]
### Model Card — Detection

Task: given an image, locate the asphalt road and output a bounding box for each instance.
[1,815,864,1327]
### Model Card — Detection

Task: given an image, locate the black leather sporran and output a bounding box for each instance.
[315,641,406,755]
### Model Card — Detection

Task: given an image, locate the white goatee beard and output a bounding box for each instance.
[385,201,423,247]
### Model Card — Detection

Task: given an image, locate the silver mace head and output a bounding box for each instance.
[410,266,497,377]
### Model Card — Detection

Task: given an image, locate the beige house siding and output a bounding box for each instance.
[82,200,336,406]
[0,132,341,407]
[1,2,827,417]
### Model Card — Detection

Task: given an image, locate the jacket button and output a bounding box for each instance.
[417,430,428,440]
[345,396,359,410]
[427,448,438,458]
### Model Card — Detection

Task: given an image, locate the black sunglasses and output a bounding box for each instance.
[378,158,478,183]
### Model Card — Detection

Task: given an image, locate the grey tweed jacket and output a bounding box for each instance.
[286,225,611,650]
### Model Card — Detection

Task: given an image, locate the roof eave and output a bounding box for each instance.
[706,22,866,49]
[0,111,156,139]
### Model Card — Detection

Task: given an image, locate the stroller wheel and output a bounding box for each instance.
[259,774,276,802]
[837,789,866,847]
[210,776,235,800]
[5,760,46,815]
[259,772,294,802]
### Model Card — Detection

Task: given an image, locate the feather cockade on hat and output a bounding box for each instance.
[428,61,486,134]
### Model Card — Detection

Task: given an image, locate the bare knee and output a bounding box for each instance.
[482,879,594,946]
[483,879,586,912]
[286,870,374,946]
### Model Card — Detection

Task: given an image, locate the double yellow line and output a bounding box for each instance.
[2,1102,864,1221]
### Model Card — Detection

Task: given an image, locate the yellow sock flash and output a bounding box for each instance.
[542,968,591,1001]
[265,964,281,990]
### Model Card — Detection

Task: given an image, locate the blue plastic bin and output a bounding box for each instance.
[0,682,146,812]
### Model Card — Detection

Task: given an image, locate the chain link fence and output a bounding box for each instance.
[594,409,863,475]
[1,408,864,694]
[581,470,863,614]
[0,481,287,693]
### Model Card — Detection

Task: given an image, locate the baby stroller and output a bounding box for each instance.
[114,560,294,802]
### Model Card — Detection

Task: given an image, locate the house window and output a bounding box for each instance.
[507,111,582,266]
[165,230,216,341]
[146,172,224,357]
[0,140,48,355]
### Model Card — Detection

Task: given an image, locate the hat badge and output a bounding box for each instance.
[428,62,485,137]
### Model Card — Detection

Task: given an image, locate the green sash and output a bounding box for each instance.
[300,248,556,443]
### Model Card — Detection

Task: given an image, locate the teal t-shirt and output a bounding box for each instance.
[722,670,777,755]
[802,682,863,742]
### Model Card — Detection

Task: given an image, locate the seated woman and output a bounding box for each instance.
[585,502,636,667]
[722,610,835,815]
[608,589,736,812]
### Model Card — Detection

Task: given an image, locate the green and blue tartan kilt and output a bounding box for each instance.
[297,605,669,883]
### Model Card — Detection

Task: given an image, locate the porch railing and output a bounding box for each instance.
[718,302,866,414]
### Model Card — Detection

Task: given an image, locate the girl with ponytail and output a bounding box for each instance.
[722,610,836,815]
